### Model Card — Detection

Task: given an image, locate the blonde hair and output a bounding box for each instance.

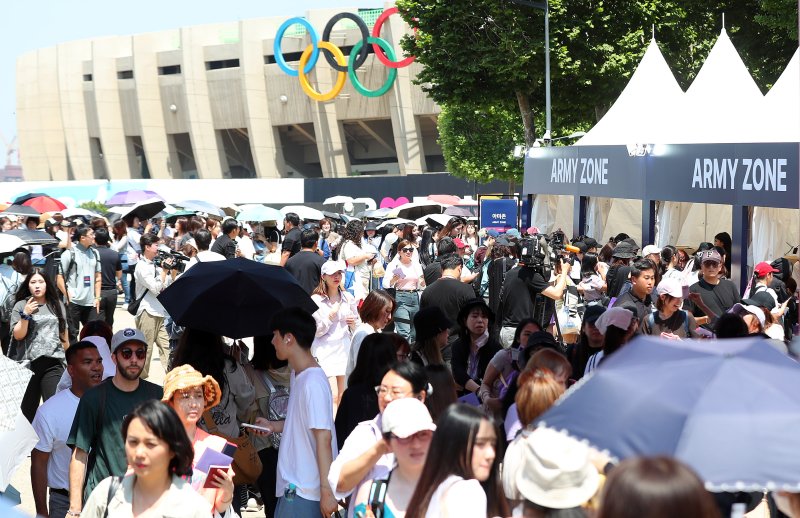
[515,368,564,427]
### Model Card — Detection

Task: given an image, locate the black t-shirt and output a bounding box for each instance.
[210,234,236,259]
[285,250,326,294]
[606,265,631,298]
[420,277,476,343]
[499,266,550,327]
[96,246,122,290]
[612,290,653,330]
[685,277,741,326]
[282,227,302,258]
[422,260,443,287]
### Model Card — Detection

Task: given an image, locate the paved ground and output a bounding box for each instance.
[11,297,268,517]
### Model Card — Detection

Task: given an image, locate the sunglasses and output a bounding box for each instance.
[118,347,146,360]
[401,247,414,253]
[701,261,720,268]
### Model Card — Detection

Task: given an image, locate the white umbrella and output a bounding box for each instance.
[386,201,444,220]
[353,197,377,211]
[280,205,325,222]
[0,234,27,254]
[425,213,454,229]
[61,207,96,218]
[378,218,413,229]
[323,196,354,205]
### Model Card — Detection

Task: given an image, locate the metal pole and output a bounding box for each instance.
[544,1,552,140]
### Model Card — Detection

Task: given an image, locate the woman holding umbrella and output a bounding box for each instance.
[311,260,360,412]
[11,269,69,422]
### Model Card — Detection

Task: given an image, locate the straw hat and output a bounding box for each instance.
[161,364,221,410]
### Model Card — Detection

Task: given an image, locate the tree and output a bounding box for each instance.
[78,201,108,215]
[397,0,798,182]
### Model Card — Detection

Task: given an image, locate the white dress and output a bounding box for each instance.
[311,291,360,377]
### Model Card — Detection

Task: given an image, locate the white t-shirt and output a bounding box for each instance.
[345,323,376,383]
[342,241,371,300]
[32,389,80,490]
[425,475,487,518]
[276,367,338,501]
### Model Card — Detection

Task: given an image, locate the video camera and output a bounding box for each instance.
[153,245,190,273]
[518,230,580,276]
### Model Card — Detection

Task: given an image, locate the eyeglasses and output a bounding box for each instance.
[375,385,413,399]
[390,430,433,444]
[118,348,146,360]
[401,247,414,253]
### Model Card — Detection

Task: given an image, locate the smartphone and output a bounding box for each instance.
[203,465,229,488]
[242,423,272,434]
[682,285,690,299]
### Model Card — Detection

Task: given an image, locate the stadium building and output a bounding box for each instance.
[16,5,443,181]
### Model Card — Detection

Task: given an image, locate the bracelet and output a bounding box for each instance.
[67,511,81,517]
[18,310,31,321]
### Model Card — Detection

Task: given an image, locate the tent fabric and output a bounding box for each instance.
[530,195,573,236]
[587,198,642,246]
[576,39,684,146]
[761,48,800,143]
[655,202,732,250]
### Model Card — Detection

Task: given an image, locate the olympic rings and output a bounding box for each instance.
[371,7,416,68]
[274,18,319,77]
[298,41,347,102]
[274,9,417,101]
[349,38,397,98]
[322,13,370,72]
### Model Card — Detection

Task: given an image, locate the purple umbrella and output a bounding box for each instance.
[106,189,164,206]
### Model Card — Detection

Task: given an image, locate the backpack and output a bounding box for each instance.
[0,273,21,323]
[61,247,101,285]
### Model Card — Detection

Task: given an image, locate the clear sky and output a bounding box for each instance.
[0,0,382,156]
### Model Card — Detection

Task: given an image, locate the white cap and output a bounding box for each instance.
[185,238,198,251]
[595,307,634,335]
[656,278,683,298]
[642,245,662,257]
[110,328,148,353]
[320,260,346,276]
[730,303,765,327]
[381,398,436,438]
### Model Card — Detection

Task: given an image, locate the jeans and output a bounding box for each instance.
[21,356,65,422]
[393,290,420,343]
[120,254,130,303]
[48,489,70,518]
[274,494,321,518]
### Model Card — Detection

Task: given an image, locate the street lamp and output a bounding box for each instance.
[509,0,551,142]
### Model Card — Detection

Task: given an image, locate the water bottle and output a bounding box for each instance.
[284,483,297,502]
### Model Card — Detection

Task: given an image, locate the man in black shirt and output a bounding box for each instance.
[286,229,326,294]
[280,212,302,266]
[605,240,638,298]
[94,228,122,326]
[685,249,741,329]
[422,237,457,286]
[612,258,656,332]
[210,219,238,259]
[420,254,475,364]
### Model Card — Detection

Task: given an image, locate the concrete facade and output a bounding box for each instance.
[16,4,442,181]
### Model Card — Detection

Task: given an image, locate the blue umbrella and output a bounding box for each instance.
[175,200,225,217]
[158,258,317,339]
[538,336,800,492]
[236,204,283,222]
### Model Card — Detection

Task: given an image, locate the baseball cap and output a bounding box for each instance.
[595,307,634,335]
[486,229,500,238]
[527,226,541,236]
[583,237,598,249]
[110,328,148,353]
[697,249,722,264]
[506,228,521,239]
[185,238,198,251]
[729,303,765,327]
[642,245,662,257]
[753,261,779,278]
[583,305,606,325]
[321,260,346,276]
[381,398,436,438]
[742,290,777,311]
[656,278,684,298]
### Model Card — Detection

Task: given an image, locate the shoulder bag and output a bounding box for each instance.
[127,263,155,316]
[201,409,262,485]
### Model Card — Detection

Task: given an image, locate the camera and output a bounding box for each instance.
[153,245,189,273]
[519,230,579,276]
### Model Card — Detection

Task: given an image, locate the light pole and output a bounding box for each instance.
[509,0,551,141]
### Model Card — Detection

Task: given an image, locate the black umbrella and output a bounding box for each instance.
[5,229,59,246]
[158,258,317,339]
[12,192,49,205]
[1,204,41,217]
[120,199,166,224]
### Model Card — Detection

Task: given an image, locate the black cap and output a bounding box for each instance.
[365,221,378,231]
[525,331,559,351]
[742,290,776,311]
[612,241,638,259]
[413,306,453,342]
[583,237,598,249]
[583,305,606,325]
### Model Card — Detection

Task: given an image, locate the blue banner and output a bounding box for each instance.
[480,198,518,231]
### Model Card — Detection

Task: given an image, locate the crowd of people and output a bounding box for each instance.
[3,207,800,518]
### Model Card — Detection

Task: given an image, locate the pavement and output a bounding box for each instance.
[11,296,268,517]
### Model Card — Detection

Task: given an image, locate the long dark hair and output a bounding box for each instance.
[172,328,235,395]
[333,220,365,259]
[406,404,508,518]
[348,333,395,387]
[112,219,128,241]
[580,252,598,279]
[419,227,436,266]
[251,335,288,371]
[122,400,194,477]
[15,268,66,334]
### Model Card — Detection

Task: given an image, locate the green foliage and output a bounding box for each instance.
[78,201,108,215]
[437,101,526,182]
[397,0,798,183]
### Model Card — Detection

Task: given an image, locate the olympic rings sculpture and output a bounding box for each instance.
[274,7,416,101]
